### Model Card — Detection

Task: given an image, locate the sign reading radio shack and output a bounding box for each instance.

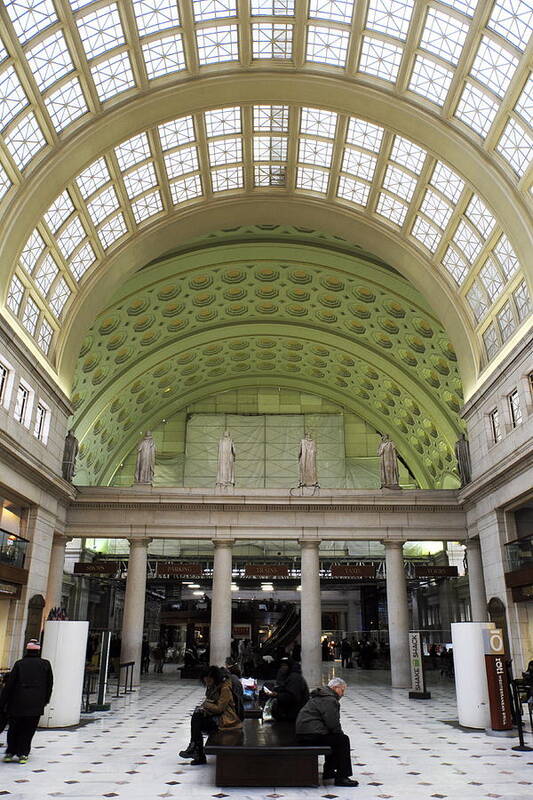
[331,565,376,578]
[483,628,513,731]
[413,566,459,578]
[244,565,289,578]
[73,562,117,575]
[155,562,202,578]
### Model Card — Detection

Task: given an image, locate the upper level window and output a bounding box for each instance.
[14,383,29,423]
[489,408,501,443]
[509,389,522,428]
[34,402,48,441]
[0,362,8,406]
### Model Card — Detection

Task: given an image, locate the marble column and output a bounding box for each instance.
[121,538,151,686]
[384,540,411,688]
[300,540,322,688]
[44,534,72,620]
[346,591,362,636]
[210,539,234,667]
[466,538,488,621]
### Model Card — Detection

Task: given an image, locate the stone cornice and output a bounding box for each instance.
[459,438,533,509]
[0,429,76,504]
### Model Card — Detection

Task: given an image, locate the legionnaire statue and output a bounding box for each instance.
[216,430,235,487]
[454,433,472,486]
[378,434,400,488]
[61,430,79,482]
[299,431,318,487]
[134,431,156,484]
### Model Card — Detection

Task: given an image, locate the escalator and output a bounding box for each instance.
[260,604,300,656]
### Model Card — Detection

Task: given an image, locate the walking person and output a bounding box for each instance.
[0,639,53,764]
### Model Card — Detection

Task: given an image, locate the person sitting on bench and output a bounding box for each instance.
[179,665,242,765]
[270,659,309,721]
[295,677,358,787]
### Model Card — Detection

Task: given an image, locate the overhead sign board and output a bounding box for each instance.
[244,565,289,578]
[413,566,458,578]
[331,565,376,578]
[73,561,117,575]
[155,562,202,578]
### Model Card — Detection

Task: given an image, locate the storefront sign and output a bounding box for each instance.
[73,561,117,575]
[232,624,251,639]
[331,565,376,578]
[414,566,458,578]
[244,564,289,578]
[483,628,513,731]
[155,562,202,578]
[408,631,431,699]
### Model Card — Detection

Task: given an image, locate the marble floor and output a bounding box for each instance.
[1,666,532,800]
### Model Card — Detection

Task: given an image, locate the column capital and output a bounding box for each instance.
[381,539,405,550]
[53,533,72,545]
[298,539,321,549]
[128,537,152,548]
[212,538,235,548]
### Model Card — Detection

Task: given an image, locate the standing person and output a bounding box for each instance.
[0,639,53,764]
[141,636,150,675]
[340,638,353,668]
[295,677,358,787]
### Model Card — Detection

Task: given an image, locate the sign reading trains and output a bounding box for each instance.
[244,565,289,578]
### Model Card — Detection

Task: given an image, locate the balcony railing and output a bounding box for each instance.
[0,529,28,569]
[505,534,533,572]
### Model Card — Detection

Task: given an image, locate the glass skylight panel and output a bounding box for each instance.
[5,112,47,170]
[45,78,88,131]
[408,56,453,106]
[49,277,71,318]
[514,75,532,125]
[25,30,74,92]
[19,230,45,272]
[131,190,163,223]
[479,257,504,301]
[69,241,96,280]
[76,157,111,198]
[169,174,203,204]
[493,234,519,278]
[5,0,57,44]
[37,319,53,354]
[359,37,403,82]
[483,323,499,360]
[0,39,7,63]
[465,194,496,239]
[76,4,125,60]
[0,66,28,131]
[430,161,464,203]
[438,0,478,16]
[91,52,136,102]
[411,216,441,252]
[337,175,370,206]
[496,117,532,177]
[470,36,519,98]
[22,296,39,334]
[366,0,414,41]
[115,133,151,171]
[390,136,426,174]
[382,164,417,201]
[254,105,289,132]
[419,9,468,65]
[211,166,243,191]
[57,216,86,258]
[376,193,408,226]
[455,83,499,137]
[497,301,516,341]
[132,0,181,37]
[419,189,453,229]
[69,0,100,9]
[44,191,74,233]
[296,166,329,193]
[164,146,199,178]
[34,253,58,296]
[254,136,288,161]
[513,280,531,322]
[122,162,158,198]
[441,244,471,285]
[466,282,488,322]
[308,0,354,24]
[0,164,11,200]
[341,148,377,181]
[306,26,350,67]
[298,138,333,168]
[452,219,482,263]
[208,137,242,165]
[196,26,239,64]
[487,0,533,52]
[97,212,128,248]
[7,275,24,314]
[251,0,295,13]
[142,34,186,78]
[192,0,237,21]
[252,24,293,58]
[300,107,337,138]
[346,118,384,152]
[254,165,287,185]
[205,107,241,137]
[88,185,120,225]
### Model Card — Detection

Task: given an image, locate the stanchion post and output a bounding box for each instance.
[511,679,533,752]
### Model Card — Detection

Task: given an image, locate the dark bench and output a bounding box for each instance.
[205,719,331,787]
[243,698,262,719]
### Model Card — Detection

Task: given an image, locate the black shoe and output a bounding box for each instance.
[334,777,359,787]
[190,756,207,765]
[178,743,196,758]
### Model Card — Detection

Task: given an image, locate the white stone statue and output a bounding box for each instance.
[216,431,235,487]
[135,431,156,484]
[378,434,400,488]
[454,433,472,486]
[62,429,79,482]
[299,431,318,487]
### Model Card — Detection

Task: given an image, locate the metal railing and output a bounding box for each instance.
[0,529,28,569]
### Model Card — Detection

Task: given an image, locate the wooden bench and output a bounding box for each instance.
[205,719,331,787]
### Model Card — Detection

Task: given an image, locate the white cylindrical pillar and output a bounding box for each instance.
[466,538,488,621]
[40,620,89,727]
[210,539,234,667]
[451,621,495,728]
[44,534,71,621]
[384,540,411,688]
[121,538,150,686]
[300,540,322,688]
[346,592,362,636]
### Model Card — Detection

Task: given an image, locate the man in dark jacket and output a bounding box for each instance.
[271,660,310,721]
[0,639,53,764]
[295,677,357,787]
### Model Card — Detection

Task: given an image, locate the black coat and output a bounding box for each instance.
[0,654,53,717]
